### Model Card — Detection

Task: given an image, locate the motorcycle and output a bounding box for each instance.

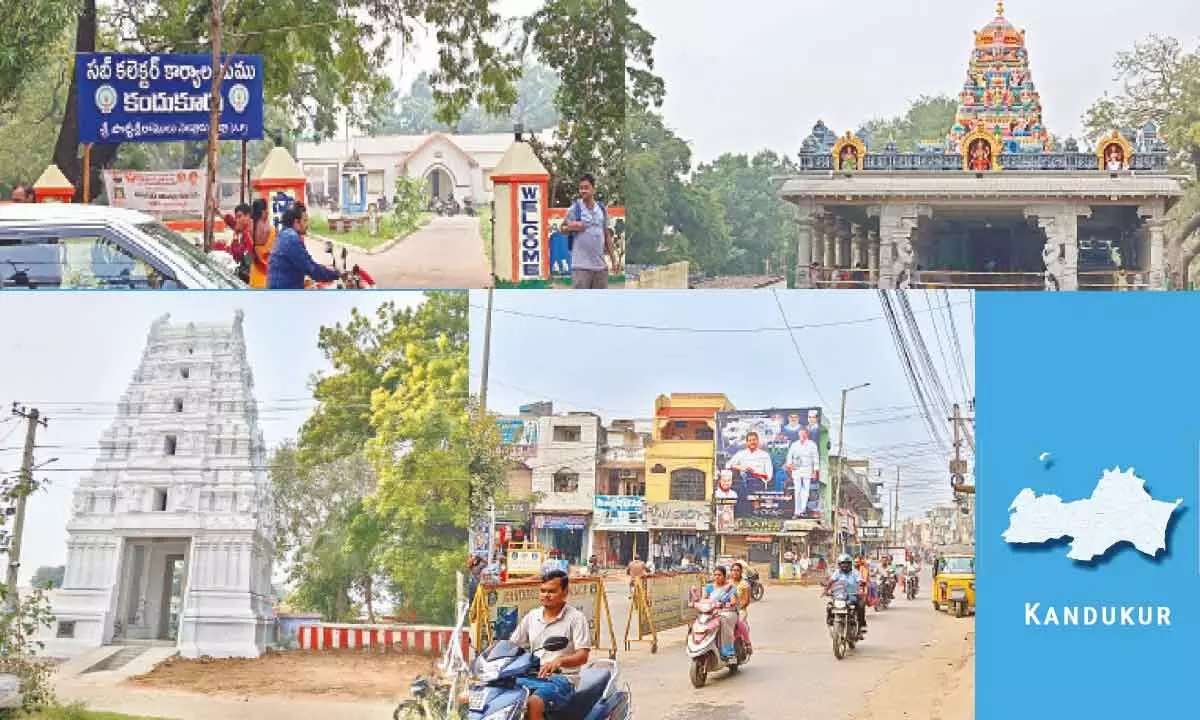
[687,591,751,688]
[877,573,896,611]
[825,580,862,660]
[468,636,631,720]
[905,573,919,600]
[394,676,459,719]
[745,567,764,602]
[310,241,376,289]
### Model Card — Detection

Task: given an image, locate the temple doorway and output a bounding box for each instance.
[113,538,190,644]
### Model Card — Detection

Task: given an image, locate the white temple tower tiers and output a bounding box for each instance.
[51,311,275,658]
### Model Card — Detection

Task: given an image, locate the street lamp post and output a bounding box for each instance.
[832,382,870,559]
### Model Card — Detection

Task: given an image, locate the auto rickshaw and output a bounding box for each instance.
[931,550,975,617]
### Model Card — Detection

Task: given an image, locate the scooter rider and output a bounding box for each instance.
[510,570,592,720]
[825,554,867,637]
[702,566,740,658]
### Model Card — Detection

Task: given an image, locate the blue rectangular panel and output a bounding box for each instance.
[77,53,264,144]
[977,292,1195,718]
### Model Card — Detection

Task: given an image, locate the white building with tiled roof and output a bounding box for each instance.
[295,129,555,209]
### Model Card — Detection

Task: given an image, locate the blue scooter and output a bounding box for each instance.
[467,636,631,720]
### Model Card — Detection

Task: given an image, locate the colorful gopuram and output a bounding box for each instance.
[781,3,1183,292]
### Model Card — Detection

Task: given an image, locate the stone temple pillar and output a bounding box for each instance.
[872,204,929,289]
[795,208,815,288]
[868,229,880,287]
[1025,204,1091,291]
[1139,203,1168,290]
[834,218,851,268]
[822,215,837,270]
[851,224,866,269]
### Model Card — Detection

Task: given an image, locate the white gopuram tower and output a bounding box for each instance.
[50,311,275,658]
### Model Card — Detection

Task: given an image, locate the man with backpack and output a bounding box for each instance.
[564,173,619,289]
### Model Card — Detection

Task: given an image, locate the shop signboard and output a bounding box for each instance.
[593,495,647,530]
[859,525,885,540]
[646,501,710,530]
[534,514,589,530]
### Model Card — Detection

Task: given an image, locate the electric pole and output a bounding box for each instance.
[831,382,869,559]
[893,468,901,544]
[5,405,48,604]
[478,287,496,570]
[950,403,974,495]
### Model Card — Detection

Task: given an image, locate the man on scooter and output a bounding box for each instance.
[824,554,867,637]
[510,570,591,720]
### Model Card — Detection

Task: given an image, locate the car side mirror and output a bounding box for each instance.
[541,636,569,652]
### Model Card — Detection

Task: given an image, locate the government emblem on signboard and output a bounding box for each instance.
[94,85,118,115]
[228,84,250,114]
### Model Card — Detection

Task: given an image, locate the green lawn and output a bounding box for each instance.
[311,212,432,251]
[14,708,166,720]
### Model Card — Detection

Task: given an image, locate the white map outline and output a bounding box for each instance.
[1003,466,1183,562]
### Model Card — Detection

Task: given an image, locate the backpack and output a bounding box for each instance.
[566,198,607,252]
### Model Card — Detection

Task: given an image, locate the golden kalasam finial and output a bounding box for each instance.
[996,0,1005,15]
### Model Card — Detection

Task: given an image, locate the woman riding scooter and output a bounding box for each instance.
[702,567,739,659]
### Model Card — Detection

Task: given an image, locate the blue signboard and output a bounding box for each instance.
[77,53,265,144]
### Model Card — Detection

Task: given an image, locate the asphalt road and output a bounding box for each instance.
[604,581,947,720]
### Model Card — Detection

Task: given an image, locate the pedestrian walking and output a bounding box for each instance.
[564,173,619,289]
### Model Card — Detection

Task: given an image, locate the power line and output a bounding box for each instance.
[473,299,972,334]
[770,289,829,409]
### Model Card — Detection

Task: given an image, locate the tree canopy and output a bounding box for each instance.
[859,95,958,152]
[2,1,78,114]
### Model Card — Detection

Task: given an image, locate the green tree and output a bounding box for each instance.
[859,94,959,151]
[526,0,663,206]
[50,0,521,199]
[2,1,78,114]
[372,65,561,135]
[692,151,798,275]
[1081,35,1200,283]
[1,475,57,715]
[624,107,691,265]
[663,182,732,273]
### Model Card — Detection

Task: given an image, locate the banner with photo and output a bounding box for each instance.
[716,409,826,522]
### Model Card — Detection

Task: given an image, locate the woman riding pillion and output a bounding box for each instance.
[729,562,754,652]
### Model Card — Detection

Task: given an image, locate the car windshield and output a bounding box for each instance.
[134,221,244,288]
[941,557,974,574]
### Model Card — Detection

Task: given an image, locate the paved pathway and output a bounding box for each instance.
[306,215,491,289]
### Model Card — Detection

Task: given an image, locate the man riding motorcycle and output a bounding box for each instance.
[824,554,867,638]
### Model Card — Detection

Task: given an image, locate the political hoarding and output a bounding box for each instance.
[716,409,827,524]
[102,170,205,216]
[77,53,264,144]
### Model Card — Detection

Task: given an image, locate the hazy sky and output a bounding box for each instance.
[0,291,428,585]
[469,289,976,522]
[637,0,1200,163]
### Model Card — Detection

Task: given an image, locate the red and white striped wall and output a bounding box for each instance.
[298,623,468,656]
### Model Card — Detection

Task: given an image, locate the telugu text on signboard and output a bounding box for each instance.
[77,53,264,144]
[636,572,703,638]
[477,577,601,646]
[102,170,205,216]
[594,495,647,530]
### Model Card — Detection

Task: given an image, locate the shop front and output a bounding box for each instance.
[646,500,712,571]
[532,511,591,566]
[592,495,649,568]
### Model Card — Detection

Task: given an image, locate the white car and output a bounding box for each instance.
[0,204,245,289]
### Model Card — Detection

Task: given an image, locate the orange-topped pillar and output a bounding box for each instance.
[32,165,75,203]
[253,147,307,232]
[490,128,551,286]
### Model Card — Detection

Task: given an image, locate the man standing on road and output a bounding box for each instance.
[511,570,592,720]
[564,174,619,289]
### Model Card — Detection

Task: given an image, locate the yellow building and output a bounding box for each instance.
[642,393,734,569]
